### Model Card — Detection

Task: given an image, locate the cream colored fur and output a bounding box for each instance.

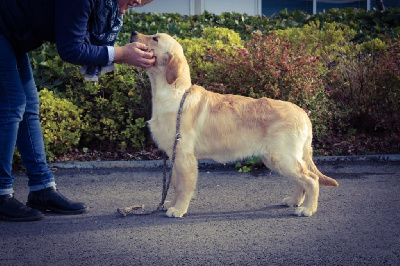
[131,32,338,218]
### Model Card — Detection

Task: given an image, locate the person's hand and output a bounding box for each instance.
[114,42,155,67]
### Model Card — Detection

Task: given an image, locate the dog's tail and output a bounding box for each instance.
[304,140,338,187]
[307,156,339,187]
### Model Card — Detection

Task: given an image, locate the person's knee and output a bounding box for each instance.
[0,72,27,122]
[12,96,27,122]
[0,92,27,123]
[23,82,40,116]
[24,98,39,116]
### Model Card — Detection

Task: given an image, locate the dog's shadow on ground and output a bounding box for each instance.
[183,204,294,221]
[112,204,297,228]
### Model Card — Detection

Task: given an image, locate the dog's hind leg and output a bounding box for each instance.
[261,154,319,217]
[284,166,319,217]
[293,171,319,217]
[165,151,198,218]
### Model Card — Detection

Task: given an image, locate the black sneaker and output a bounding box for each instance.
[0,194,44,222]
[27,187,87,215]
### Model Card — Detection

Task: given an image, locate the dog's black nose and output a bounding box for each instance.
[130,31,138,43]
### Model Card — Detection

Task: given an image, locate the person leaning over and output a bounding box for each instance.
[0,0,155,222]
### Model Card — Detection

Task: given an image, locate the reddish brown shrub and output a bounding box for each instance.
[326,39,400,134]
[192,32,331,137]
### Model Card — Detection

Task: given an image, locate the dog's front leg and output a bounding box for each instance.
[166,152,198,218]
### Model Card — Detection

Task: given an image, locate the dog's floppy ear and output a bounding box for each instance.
[166,52,183,85]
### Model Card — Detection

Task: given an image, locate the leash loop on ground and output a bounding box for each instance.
[117,88,191,217]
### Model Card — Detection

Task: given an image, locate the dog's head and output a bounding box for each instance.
[130,31,188,85]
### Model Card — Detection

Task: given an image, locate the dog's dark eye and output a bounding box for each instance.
[153,37,159,42]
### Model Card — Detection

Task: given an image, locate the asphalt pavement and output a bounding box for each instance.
[1,157,399,266]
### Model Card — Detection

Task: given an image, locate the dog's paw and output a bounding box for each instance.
[294,207,313,217]
[165,207,186,218]
[282,197,302,207]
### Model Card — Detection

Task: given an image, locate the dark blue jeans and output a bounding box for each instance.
[0,34,56,195]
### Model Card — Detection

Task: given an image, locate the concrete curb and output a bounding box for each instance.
[313,154,400,162]
[49,154,400,169]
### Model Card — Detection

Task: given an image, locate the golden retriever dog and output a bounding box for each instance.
[130,31,338,218]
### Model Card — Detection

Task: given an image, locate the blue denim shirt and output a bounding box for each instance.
[0,0,110,66]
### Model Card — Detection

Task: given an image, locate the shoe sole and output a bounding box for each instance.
[0,213,44,222]
[26,203,87,215]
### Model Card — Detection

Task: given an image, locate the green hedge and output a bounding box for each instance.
[63,64,149,151]
[122,7,400,41]
[39,89,86,162]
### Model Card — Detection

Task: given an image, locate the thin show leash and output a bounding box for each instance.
[117,88,191,217]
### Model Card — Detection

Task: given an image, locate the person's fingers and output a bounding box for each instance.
[139,57,156,68]
[136,49,152,59]
[132,42,148,51]
[141,57,156,67]
[119,43,156,67]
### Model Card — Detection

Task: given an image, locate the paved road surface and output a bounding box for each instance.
[1,160,399,265]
